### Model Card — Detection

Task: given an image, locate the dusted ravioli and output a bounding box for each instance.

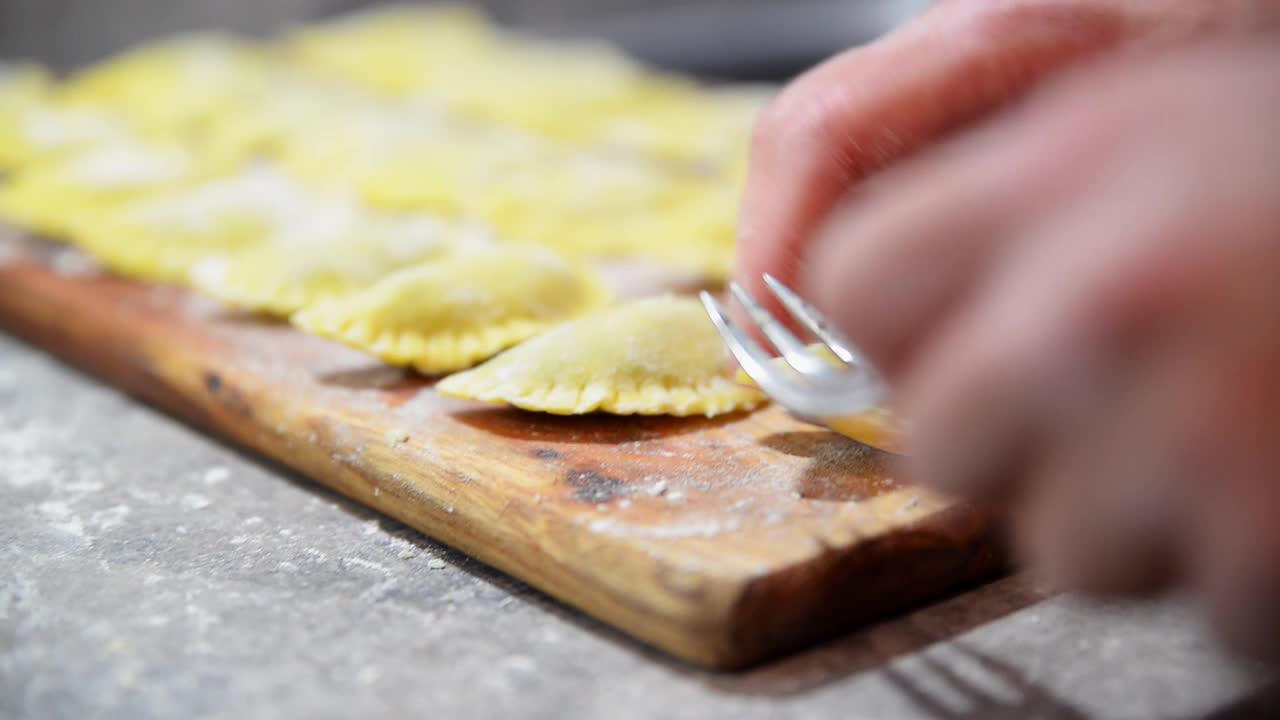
[70,166,338,283]
[60,33,270,134]
[584,84,772,169]
[0,101,131,170]
[0,62,52,111]
[292,247,610,374]
[0,139,232,239]
[438,295,764,417]
[191,211,493,316]
[284,5,497,96]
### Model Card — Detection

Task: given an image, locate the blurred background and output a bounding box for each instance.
[0,0,931,81]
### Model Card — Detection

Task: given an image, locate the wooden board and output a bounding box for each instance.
[0,232,1005,669]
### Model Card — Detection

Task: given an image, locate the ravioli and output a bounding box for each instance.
[191,211,493,317]
[276,104,543,214]
[199,71,380,161]
[0,139,233,239]
[287,5,691,143]
[292,247,610,374]
[354,121,561,214]
[284,5,498,97]
[417,39,692,141]
[438,295,764,417]
[463,150,693,233]
[630,183,740,281]
[0,101,132,171]
[0,62,52,111]
[69,165,339,283]
[60,33,270,134]
[585,84,773,169]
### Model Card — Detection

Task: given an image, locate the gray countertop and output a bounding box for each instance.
[2,331,1276,720]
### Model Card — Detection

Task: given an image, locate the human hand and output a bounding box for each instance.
[798,40,1280,659]
[735,0,1280,311]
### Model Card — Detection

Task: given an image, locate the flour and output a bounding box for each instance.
[588,516,741,540]
[22,106,126,150]
[66,142,191,188]
[343,557,390,574]
[37,500,87,538]
[202,466,231,485]
[0,239,24,267]
[89,504,131,531]
[50,248,100,277]
[180,493,212,511]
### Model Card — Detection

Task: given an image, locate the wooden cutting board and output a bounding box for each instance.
[0,231,1005,669]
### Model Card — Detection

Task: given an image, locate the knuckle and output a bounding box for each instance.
[750,61,855,160]
[748,89,798,158]
[960,0,1132,54]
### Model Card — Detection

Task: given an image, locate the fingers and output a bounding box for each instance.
[798,122,1035,380]
[896,224,1086,501]
[777,34,1280,656]
[1195,481,1280,661]
[1012,349,1192,597]
[898,39,1280,647]
[1179,317,1280,660]
[734,0,1143,312]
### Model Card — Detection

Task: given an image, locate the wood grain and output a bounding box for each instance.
[0,235,1006,669]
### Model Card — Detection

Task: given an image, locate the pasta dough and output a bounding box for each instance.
[284,5,498,97]
[0,139,233,239]
[191,211,493,316]
[0,62,52,111]
[60,33,270,134]
[70,165,339,283]
[0,101,131,170]
[437,295,764,417]
[292,247,610,373]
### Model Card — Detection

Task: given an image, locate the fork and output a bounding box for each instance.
[700,274,903,453]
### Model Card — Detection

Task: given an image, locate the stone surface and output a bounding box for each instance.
[2,331,1277,720]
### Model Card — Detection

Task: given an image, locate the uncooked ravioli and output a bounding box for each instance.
[69,165,336,283]
[0,62,52,110]
[282,4,498,97]
[0,139,233,239]
[59,33,270,134]
[190,210,491,317]
[0,101,131,171]
[437,295,765,417]
[291,246,610,374]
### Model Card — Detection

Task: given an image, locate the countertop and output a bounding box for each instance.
[2,332,1277,720]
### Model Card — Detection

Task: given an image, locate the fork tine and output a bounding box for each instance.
[761,273,863,366]
[699,291,796,399]
[728,282,832,377]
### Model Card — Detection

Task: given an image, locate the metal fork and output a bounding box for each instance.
[700,274,897,449]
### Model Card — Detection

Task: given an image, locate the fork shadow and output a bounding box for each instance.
[882,641,1089,720]
[699,573,1049,696]
[761,429,901,501]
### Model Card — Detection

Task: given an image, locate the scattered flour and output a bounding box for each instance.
[37,500,87,538]
[202,466,231,485]
[89,504,131,531]
[344,557,390,574]
[50,248,100,277]
[180,493,211,511]
[588,516,741,539]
